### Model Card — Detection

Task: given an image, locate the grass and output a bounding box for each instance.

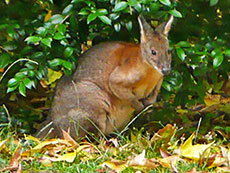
[1,122,228,173]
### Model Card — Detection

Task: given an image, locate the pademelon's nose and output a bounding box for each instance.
[162,67,171,75]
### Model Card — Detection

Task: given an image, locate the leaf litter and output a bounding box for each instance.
[0,125,229,172]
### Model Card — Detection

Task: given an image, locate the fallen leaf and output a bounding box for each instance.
[216,166,230,172]
[0,139,9,153]
[0,145,21,172]
[151,124,176,150]
[128,150,158,170]
[39,157,53,167]
[25,135,41,144]
[102,160,127,173]
[180,133,214,161]
[62,129,78,146]
[220,146,230,165]
[160,148,171,158]
[42,150,77,163]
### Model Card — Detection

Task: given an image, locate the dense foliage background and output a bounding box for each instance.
[0,0,229,136]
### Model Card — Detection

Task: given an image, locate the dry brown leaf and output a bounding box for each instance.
[62,129,78,146]
[220,146,230,165]
[151,124,176,148]
[128,150,158,170]
[216,166,230,172]
[0,146,21,172]
[160,148,171,158]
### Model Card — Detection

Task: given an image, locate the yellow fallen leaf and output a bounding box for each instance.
[25,135,41,144]
[102,160,127,173]
[33,139,73,150]
[55,150,77,163]
[180,133,214,161]
[21,139,73,157]
[158,155,181,168]
[39,158,53,167]
[0,139,8,153]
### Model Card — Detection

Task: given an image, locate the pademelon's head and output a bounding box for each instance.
[138,15,173,75]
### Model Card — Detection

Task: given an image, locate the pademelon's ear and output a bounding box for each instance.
[138,15,154,43]
[156,15,174,36]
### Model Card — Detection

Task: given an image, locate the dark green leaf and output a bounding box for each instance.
[87,13,97,24]
[126,21,132,31]
[64,47,74,57]
[8,78,19,87]
[96,9,108,15]
[7,85,18,93]
[114,23,121,32]
[150,2,159,11]
[210,0,218,6]
[134,3,142,12]
[98,16,112,25]
[25,36,41,43]
[31,52,43,58]
[19,82,26,97]
[0,53,10,68]
[159,0,171,6]
[54,32,65,40]
[79,8,89,15]
[213,54,223,68]
[176,48,186,61]
[58,24,66,34]
[28,71,35,78]
[36,27,47,36]
[127,0,138,6]
[176,41,191,48]
[50,14,63,24]
[49,58,64,67]
[62,4,74,15]
[23,78,33,89]
[110,13,120,21]
[63,61,72,70]
[0,24,8,30]
[224,49,230,57]
[162,82,172,92]
[113,1,128,12]
[15,72,26,79]
[41,38,52,48]
[169,9,182,18]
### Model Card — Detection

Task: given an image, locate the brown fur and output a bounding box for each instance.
[36,16,173,140]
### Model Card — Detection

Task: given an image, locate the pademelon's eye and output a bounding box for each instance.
[151,49,157,55]
[168,49,171,54]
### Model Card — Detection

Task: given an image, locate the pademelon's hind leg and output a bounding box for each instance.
[53,107,107,140]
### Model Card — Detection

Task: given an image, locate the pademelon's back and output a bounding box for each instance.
[73,42,139,90]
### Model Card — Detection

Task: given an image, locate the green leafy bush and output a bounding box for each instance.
[0,0,229,134]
